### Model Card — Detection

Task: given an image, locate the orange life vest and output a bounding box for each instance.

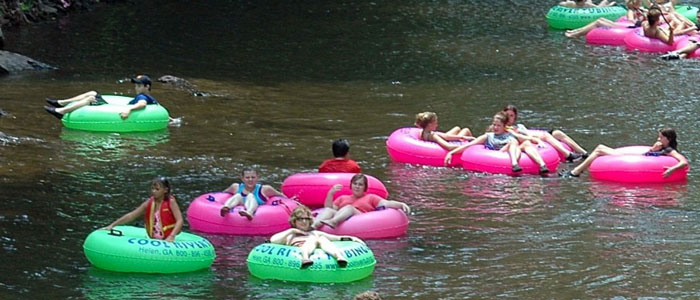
[144,196,177,239]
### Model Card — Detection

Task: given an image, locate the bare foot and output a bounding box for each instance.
[238,210,253,221]
[301,259,314,269]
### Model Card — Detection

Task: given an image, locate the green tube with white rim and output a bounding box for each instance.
[247,241,376,283]
[62,95,169,132]
[83,225,215,273]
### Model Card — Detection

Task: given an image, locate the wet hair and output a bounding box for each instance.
[288,205,312,227]
[332,138,351,157]
[350,173,369,192]
[660,128,678,150]
[415,112,438,129]
[241,167,258,177]
[493,111,509,126]
[152,176,172,200]
[502,104,518,122]
[647,6,662,25]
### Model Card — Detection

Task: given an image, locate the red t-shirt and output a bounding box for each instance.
[333,194,383,213]
[318,158,361,173]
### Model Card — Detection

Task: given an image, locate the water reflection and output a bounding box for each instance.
[80,268,215,300]
[59,128,169,161]
[589,182,688,208]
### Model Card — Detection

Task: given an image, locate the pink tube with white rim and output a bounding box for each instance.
[386,127,469,167]
[589,146,688,183]
[313,207,409,239]
[187,192,299,235]
[281,172,388,207]
[460,142,561,175]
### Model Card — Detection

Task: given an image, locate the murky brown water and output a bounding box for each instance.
[2,0,700,299]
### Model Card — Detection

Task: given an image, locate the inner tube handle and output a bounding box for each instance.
[108,228,123,236]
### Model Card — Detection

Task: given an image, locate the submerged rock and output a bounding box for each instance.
[0,50,56,75]
[158,75,212,97]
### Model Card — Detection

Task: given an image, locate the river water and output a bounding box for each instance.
[2,0,700,299]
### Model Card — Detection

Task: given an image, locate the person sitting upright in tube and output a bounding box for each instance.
[319,138,362,173]
[312,173,411,229]
[219,167,292,220]
[415,111,474,150]
[270,205,364,269]
[104,176,183,242]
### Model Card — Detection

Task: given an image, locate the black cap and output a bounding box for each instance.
[130,74,152,86]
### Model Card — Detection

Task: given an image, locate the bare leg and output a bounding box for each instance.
[552,130,587,154]
[223,194,243,208]
[445,126,461,135]
[571,144,619,175]
[220,194,243,217]
[298,235,319,268]
[565,18,617,38]
[239,194,258,220]
[58,91,98,106]
[457,127,472,137]
[312,208,337,229]
[520,141,547,167]
[535,132,573,157]
[322,205,360,228]
[504,140,522,167]
[55,99,94,114]
[317,236,348,266]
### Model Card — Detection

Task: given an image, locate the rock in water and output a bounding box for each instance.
[0,50,56,75]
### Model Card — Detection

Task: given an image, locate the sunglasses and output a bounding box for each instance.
[296,217,312,221]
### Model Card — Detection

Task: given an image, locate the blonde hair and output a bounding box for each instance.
[288,205,312,227]
[415,112,437,128]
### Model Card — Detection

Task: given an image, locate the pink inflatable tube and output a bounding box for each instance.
[589,146,688,183]
[386,127,468,167]
[674,38,700,58]
[281,173,388,207]
[187,192,299,235]
[624,28,687,52]
[528,129,573,162]
[313,207,409,239]
[460,142,561,175]
[586,26,634,46]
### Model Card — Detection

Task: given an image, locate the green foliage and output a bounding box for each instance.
[20,0,34,12]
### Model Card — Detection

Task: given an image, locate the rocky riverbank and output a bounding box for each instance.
[0,0,120,48]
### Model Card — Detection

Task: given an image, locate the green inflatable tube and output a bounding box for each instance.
[546,5,627,29]
[62,95,170,132]
[247,241,376,283]
[83,226,216,273]
[675,5,699,24]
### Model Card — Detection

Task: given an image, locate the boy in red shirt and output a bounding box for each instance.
[318,139,361,173]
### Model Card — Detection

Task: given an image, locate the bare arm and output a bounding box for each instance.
[377,199,411,214]
[312,231,365,245]
[444,134,488,165]
[270,228,307,245]
[120,99,147,119]
[324,184,342,209]
[663,150,688,177]
[223,183,239,194]
[261,185,286,198]
[165,197,184,242]
[105,200,148,229]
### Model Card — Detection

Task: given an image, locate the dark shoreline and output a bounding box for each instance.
[0,0,117,28]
